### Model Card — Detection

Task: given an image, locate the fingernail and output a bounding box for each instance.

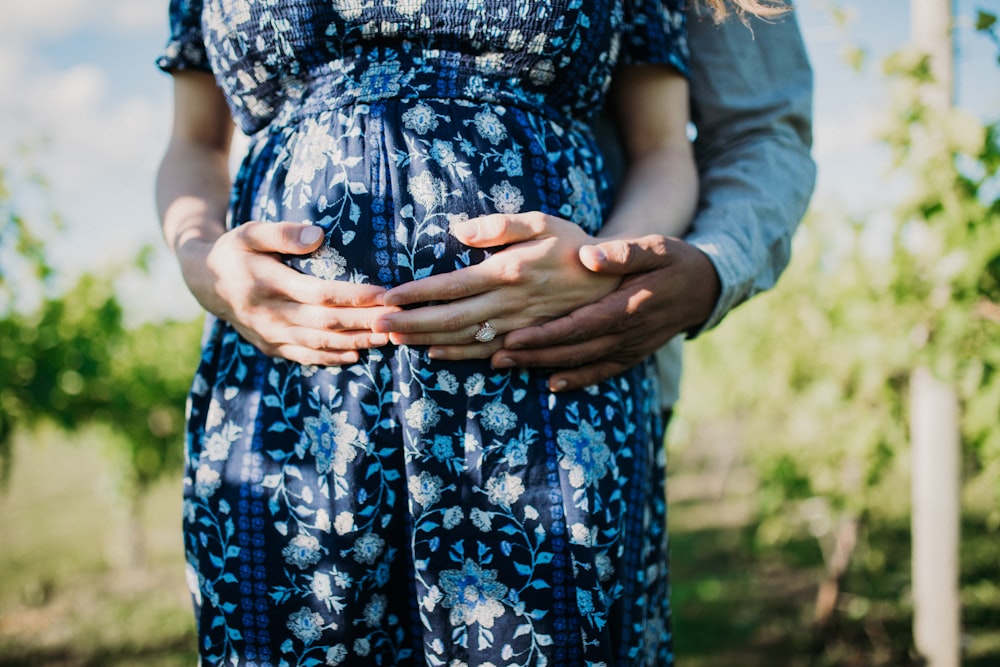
[370,333,389,346]
[551,379,568,392]
[494,356,514,368]
[299,225,323,245]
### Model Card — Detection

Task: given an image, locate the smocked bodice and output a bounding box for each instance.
[158,0,687,134]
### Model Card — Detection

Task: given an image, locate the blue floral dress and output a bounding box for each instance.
[158,0,688,665]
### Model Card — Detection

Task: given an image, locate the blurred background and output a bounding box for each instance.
[1,1,998,665]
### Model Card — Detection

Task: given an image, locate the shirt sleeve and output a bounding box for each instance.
[156,0,211,74]
[621,0,690,77]
[683,4,816,335]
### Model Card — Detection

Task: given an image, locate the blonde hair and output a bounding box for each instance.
[699,0,790,22]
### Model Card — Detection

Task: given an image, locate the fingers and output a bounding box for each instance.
[449,211,552,248]
[502,292,628,350]
[381,265,494,307]
[546,361,629,393]
[492,334,624,370]
[235,220,325,255]
[426,339,504,361]
[579,234,673,274]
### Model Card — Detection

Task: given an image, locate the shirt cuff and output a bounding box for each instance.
[684,230,754,336]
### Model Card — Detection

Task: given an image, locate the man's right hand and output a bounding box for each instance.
[493,234,721,391]
[179,221,398,366]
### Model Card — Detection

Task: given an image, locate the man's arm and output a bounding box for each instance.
[495,5,816,392]
[685,4,816,333]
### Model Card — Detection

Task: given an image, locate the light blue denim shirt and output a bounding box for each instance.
[656,5,816,406]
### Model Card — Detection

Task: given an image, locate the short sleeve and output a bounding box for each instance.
[156,0,211,74]
[621,0,690,77]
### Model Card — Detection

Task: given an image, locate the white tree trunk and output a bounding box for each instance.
[910,3,960,666]
[910,367,961,667]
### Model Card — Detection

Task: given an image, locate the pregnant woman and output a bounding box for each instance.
[155,0,701,664]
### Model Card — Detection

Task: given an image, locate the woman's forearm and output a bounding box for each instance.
[599,141,698,242]
[156,137,232,308]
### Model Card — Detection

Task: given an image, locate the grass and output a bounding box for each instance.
[1,431,997,666]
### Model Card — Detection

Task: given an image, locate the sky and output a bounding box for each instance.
[1,0,999,322]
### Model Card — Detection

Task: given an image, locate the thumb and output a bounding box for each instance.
[236,221,325,255]
[579,234,673,274]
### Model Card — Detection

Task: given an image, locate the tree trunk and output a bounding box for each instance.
[910,367,961,667]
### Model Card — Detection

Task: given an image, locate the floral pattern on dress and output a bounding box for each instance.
[159,0,685,664]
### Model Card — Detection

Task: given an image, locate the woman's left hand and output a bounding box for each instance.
[371,212,621,359]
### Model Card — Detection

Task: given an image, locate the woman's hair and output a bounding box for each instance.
[699,0,790,21]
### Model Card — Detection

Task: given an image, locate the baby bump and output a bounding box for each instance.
[231,99,612,288]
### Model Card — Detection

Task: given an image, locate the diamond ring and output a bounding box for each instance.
[474,322,498,343]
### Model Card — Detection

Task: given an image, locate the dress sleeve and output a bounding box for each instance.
[621,0,690,76]
[156,0,211,73]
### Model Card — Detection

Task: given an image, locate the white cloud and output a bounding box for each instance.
[112,0,164,30]
[1,0,93,40]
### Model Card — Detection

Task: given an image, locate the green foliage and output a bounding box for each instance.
[0,156,202,495]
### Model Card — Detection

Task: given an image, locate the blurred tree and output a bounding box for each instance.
[0,158,202,564]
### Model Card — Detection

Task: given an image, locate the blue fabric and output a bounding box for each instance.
[159,0,687,665]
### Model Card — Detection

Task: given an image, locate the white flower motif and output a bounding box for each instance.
[595,550,615,582]
[204,421,242,461]
[436,370,459,394]
[557,420,611,489]
[443,506,464,529]
[283,534,323,569]
[332,0,363,20]
[490,181,524,214]
[470,507,492,532]
[409,471,444,507]
[303,245,348,280]
[354,637,371,656]
[570,522,592,546]
[195,464,221,499]
[205,398,224,429]
[430,139,458,167]
[185,562,202,607]
[287,606,325,645]
[464,373,485,396]
[395,0,426,17]
[315,509,332,532]
[405,396,442,433]
[334,511,355,535]
[479,401,517,436]
[473,109,507,144]
[439,559,508,628]
[423,585,444,613]
[325,643,347,665]
[352,532,385,565]
[311,572,333,600]
[408,171,447,210]
[485,472,525,508]
[402,102,439,134]
[287,118,340,186]
[363,593,387,627]
[303,404,361,475]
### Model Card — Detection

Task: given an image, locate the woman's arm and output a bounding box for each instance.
[370,64,698,356]
[597,65,697,243]
[157,71,396,366]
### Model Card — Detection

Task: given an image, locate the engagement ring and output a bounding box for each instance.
[474,322,498,343]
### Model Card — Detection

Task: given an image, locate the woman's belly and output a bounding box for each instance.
[229,98,611,288]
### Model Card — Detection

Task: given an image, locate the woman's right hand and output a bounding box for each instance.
[179,220,399,366]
